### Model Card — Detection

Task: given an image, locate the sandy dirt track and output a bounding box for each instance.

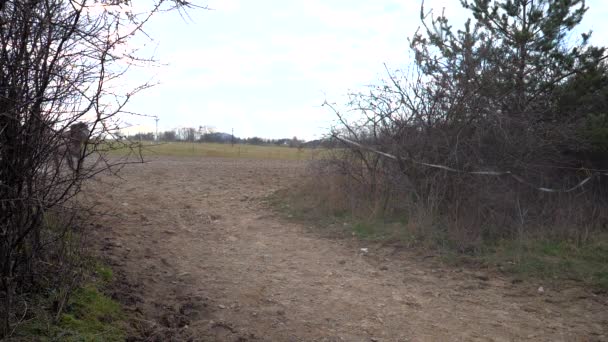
[86,157,608,341]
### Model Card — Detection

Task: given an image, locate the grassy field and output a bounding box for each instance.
[112,141,325,160]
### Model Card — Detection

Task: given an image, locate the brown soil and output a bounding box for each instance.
[85,157,608,341]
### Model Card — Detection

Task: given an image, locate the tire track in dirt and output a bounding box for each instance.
[86,157,608,341]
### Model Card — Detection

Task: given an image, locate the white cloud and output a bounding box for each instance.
[207,0,241,12]
[118,0,608,140]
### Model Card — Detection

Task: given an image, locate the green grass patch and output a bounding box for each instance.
[483,236,608,289]
[350,220,408,241]
[55,285,125,342]
[13,263,126,342]
[94,264,113,284]
[108,141,328,160]
[352,221,376,238]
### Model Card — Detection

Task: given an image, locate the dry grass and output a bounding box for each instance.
[272,162,608,290]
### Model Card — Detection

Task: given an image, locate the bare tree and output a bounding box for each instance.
[0,0,196,336]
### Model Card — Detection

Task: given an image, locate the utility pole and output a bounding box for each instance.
[231,128,234,147]
[154,116,159,141]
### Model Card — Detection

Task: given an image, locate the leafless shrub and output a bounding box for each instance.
[0,0,197,336]
[318,1,608,250]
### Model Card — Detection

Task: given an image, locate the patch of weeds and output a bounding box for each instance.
[352,222,374,238]
[351,220,406,241]
[268,189,335,225]
[482,234,608,290]
[271,181,608,291]
[95,263,114,284]
[352,221,380,239]
[56,285,125,341]
[13,267,126,342]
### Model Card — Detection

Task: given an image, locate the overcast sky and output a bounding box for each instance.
[120,0,608,140]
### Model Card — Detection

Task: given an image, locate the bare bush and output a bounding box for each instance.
[321,0,608,250]
[0,0,196,336]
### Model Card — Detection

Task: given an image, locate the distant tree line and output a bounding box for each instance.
[128,128,337,148]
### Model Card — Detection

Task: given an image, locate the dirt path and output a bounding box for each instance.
[86,157,607,341]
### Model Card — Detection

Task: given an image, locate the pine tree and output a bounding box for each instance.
[411,0,606,119]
